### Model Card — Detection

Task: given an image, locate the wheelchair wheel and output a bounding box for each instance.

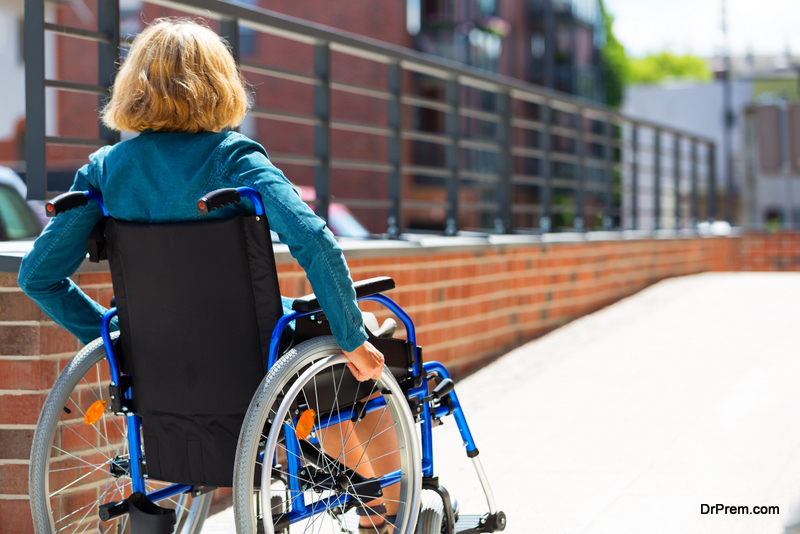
[29,335,211,534]
[233,336,422,534]
[417,490,446,534]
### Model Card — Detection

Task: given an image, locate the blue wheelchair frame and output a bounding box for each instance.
[81,187,490,527]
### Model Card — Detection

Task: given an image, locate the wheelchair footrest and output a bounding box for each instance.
[455,511,507,534]
[99,492,177,534]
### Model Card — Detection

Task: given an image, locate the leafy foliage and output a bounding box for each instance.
[599,1,628,108]
[628,52,712,85]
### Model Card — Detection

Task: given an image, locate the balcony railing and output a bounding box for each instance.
[24,0,723,236]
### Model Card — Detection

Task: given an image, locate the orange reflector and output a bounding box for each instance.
[84,400,107,425]
[295,409,316,440]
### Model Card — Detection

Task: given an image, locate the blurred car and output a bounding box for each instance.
[295,186,370,238]
[0,167,44,241]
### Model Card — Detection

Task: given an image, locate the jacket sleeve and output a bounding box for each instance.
[222,136,368,352]
[17,161,110,346]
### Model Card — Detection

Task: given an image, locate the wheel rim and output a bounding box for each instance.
[30,339,210,534]
[236,343,421,534]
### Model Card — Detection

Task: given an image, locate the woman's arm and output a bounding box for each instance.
[17,163,110,345]
[223,137,368,353]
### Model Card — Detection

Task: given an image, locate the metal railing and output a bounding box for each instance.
[24,0,724,236]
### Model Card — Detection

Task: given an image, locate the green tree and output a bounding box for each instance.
[600,1,628,108]
[628,52,712,85]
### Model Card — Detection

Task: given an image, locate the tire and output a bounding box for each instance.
[233,336,422,534]
[29,334,211,534]
[417,490,445,534]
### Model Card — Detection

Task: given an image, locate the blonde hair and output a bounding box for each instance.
[102,18,249,133]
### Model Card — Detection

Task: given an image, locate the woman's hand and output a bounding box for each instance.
[343,341,385,381]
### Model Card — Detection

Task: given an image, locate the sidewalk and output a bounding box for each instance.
[205,272,800,533]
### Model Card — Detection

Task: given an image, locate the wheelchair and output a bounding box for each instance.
[28,187,507,534]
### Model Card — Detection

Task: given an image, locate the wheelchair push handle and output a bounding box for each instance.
[46,190,108,217]
[197,187,264,216]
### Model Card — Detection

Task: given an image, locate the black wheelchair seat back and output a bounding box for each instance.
[105,214,284,487]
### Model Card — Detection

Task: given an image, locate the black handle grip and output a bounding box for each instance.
[45,192,89,217]
[198,188,241,216]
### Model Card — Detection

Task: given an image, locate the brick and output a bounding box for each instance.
[40,325,80,356]
[0,499,33,534]
[0,393,46,425]
[0,360,58,391]
[0,464,29,494]
[77,272,112,286]
[0,325,39,356]
[0,291,46,321]
[0,428,34,460]
[0,273,20,288]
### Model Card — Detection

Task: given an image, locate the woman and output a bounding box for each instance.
[18,18,395,533]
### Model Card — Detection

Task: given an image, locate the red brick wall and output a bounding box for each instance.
[0,235,742,531]
[741,232,800,271]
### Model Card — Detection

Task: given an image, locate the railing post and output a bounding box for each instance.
[313,42,331,223]
[674,134,681,230]
[24,0,47,200]
[631,123,639,230]
[97,0,120,147]
[445,77,460,236]
[604,116,614,230]
[653,128,661,230]
[496,90,513,233]
[387,61,402,238]
[221,18,240,62]
[540,100,552,233]
[708,142,717,221]
[690,139,699,226]
[574,108,585,231]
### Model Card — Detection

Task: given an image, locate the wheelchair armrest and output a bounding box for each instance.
[291,276,396,312]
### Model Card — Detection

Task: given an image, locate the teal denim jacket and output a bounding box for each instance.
[17,131,368,351]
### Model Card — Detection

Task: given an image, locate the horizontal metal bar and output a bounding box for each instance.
[401,130,452,145]
[335,197,393,208]
[269,153,319,166]
[401,165,451,178]
[44,23,111,43]
[330,41,391,64]
[458,75,501,92]
[144,0,716,145]
[511,146,545,159]
[330,81,390,100]
[459,138,500,151]
[400,59,453,79]
[330,120,392,136]
[511,117,545,131]
[511,174,545,185]
[401,95,453,113]
[45,79,107,95]
[249,107,320,126]
[46,136,109,148]
[330,159,394,172]
[461,201,499,210]
[460,108,501,122]
[401,199,453,209]
[460,170,499,181]
[511,204,543,213]
[509,89,546,104]
[550,125,579,139]
[584,132,612,144]
[239,61,319,85]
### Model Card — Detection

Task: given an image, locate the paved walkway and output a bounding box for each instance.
[204,272,800,533]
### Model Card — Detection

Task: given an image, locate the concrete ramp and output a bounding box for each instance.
[434,272,800,534]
